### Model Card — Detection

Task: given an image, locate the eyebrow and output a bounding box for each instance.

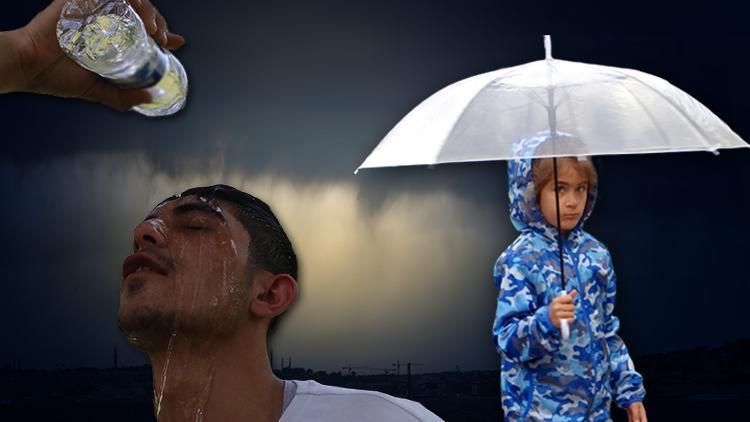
[145,202,226,222]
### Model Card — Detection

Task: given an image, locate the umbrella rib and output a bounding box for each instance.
[558,84,582,145]
[434,60,557,164]
[606,67,718,151]
[616,76,676,149]
[436,67,537,163]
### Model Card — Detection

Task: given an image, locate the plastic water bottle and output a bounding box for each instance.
[56,0,187,116]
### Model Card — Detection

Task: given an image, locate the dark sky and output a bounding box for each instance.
[1,0,749,372]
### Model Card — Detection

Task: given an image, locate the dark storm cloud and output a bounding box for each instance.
[5,0,748,184]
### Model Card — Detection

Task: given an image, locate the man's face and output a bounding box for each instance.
[117,195,252,349]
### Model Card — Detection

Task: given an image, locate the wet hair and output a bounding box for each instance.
[531,157,598,199]
[170,185,298,338]
[177,184,298,281]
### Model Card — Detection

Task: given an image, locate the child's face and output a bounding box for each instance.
[537,162,589,235]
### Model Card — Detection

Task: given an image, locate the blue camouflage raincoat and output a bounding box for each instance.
[492,139,646,421]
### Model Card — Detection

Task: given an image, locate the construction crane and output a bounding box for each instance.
[352,366,393,375]
[342,365,354,376]
[392,361,424,398]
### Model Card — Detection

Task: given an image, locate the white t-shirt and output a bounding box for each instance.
[280,380,443,421]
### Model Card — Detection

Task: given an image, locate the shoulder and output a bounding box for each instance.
[281,380,443,422]
[577,230,612,260]
[496,232,546,266]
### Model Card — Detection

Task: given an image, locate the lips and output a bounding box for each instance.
[562,214,580,220]
[122,252,170,280]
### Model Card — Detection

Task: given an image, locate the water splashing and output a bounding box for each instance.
[154,332,177,418]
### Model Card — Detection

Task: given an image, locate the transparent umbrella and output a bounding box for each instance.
[355,35,749,338]
[357,35,747,170]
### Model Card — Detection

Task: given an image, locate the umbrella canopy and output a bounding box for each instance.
[356,36,748,173]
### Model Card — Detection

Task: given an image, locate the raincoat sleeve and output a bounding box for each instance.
[603,252,646,408]
[493,260,561,362]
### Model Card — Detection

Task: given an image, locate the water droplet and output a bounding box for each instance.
[154,333,176,418]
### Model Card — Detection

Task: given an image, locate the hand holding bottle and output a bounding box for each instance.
[0,0,185,112]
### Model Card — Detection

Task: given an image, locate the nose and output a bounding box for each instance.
[133,219,168,251]
[563,192,578,209]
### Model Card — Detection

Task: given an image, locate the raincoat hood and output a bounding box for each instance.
[507,133,598,241]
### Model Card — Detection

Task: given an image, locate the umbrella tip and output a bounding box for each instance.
[544,35,552,60]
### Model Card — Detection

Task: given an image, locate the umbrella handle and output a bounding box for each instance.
[560,290,570,340]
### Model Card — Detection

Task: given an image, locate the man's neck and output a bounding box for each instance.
[148,326,284,422]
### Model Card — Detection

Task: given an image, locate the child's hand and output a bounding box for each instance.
[626,402,647,422]
[549,290,577,328]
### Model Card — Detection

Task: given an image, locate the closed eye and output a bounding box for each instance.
[184,225,208,231]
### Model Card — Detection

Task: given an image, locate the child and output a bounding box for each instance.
[492,148,647,421]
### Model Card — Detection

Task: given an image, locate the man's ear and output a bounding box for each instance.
[249,273,298,318]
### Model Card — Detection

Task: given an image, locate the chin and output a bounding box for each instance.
[117,302,176,351]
